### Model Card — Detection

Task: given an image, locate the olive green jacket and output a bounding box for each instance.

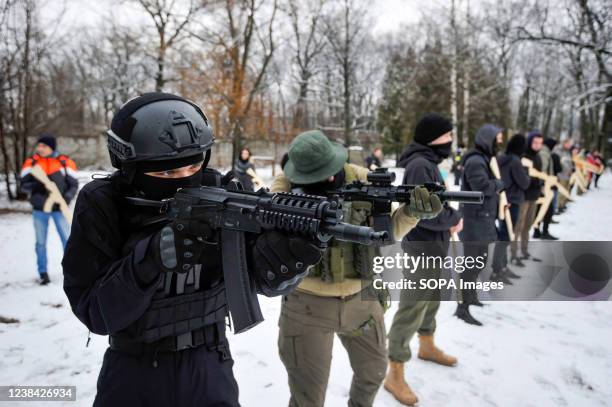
[271,163,419,297]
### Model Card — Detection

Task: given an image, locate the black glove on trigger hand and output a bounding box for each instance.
[252,231,323,296]
[151,219,213,274]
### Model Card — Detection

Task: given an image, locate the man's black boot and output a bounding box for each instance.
[540,232,559,240]
[454,304,483,326]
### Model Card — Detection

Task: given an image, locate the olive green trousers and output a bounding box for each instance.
[278,291,387,407]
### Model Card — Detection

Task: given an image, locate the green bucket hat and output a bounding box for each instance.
[284,130,348,185]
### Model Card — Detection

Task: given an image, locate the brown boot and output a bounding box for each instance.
[418,335,457,367]
[383,361,418,406]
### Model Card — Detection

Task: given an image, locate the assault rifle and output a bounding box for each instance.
[327,168,483,235]
[165,184,388,334]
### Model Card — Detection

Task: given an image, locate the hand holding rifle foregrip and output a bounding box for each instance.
[332,168,483,235]
[163,183,388,334]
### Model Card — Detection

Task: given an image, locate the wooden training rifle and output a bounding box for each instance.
[246,167,265,189]
[30,165,73,224]
[521,158,571,231]
[489,157,515,241]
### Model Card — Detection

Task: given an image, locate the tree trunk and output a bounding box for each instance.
[343,3,352,145]
[0,110,14,200]
[450,0,459,148]
[156,45,166,92]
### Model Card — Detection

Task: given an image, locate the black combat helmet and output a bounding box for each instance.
[107,92,214,180]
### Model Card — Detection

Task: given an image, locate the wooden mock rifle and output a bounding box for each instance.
[30,165,73,224]
[521,158,571,230]
[489,157,515,241]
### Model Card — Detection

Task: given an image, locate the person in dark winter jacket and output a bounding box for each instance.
[233,147,258,191]
[365,146,383,170]
[592,150,605,188]
[451,143,466,186]
[20,135,79,285]
[533,137,560,240]
[457,124,504,326]
[62,93,322,407]
[513,131,544,263]
[491,134,530,280]
[385,113,461,406]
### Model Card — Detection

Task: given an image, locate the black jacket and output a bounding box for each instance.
[365,154,382,170]
[497,153,530,205]
[62,170,268,337]
[62,175,165,335]
[397,142,460,246]
[523,148,543,201]
[233,159,256,191]
[460,125,501,241]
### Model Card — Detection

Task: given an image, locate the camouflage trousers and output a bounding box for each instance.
[278,291,387,407]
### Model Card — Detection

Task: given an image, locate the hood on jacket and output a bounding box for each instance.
[544,137,557,151]
[525,130,544,157]
[506,134,527,156]
[474,124,502,157]
[527,130,543,148]
[397,142,441,167]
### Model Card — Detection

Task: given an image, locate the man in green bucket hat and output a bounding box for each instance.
[271,130,443,407]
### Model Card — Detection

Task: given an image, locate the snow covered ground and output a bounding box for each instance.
[0,167,611,406]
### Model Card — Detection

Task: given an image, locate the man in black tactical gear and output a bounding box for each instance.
[62,93,322,406]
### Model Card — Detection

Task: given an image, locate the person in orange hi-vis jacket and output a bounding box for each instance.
[20,134,78,285]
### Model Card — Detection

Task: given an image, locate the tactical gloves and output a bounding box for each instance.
[403,186,443,220]
[149,220,322,297]
[252,231,322,296]
[151,218,214,274]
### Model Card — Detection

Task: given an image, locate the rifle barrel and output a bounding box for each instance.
[321,223,389,245]
[439,190,484,204]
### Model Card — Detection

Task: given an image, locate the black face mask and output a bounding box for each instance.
[429,141,453,160]
[133,170,203,201]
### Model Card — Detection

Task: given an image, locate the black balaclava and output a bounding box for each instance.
[429,141,453,160]
[132,153,204,201]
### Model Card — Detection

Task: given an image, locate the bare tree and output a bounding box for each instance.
[190,0,278,160]
[0,0,46,198]
[510,0,611,148]
[450,0,459,147]
[132,0,205,91]
[322,0,372,145]
[284,0,327,130]
[75,21,151,123]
